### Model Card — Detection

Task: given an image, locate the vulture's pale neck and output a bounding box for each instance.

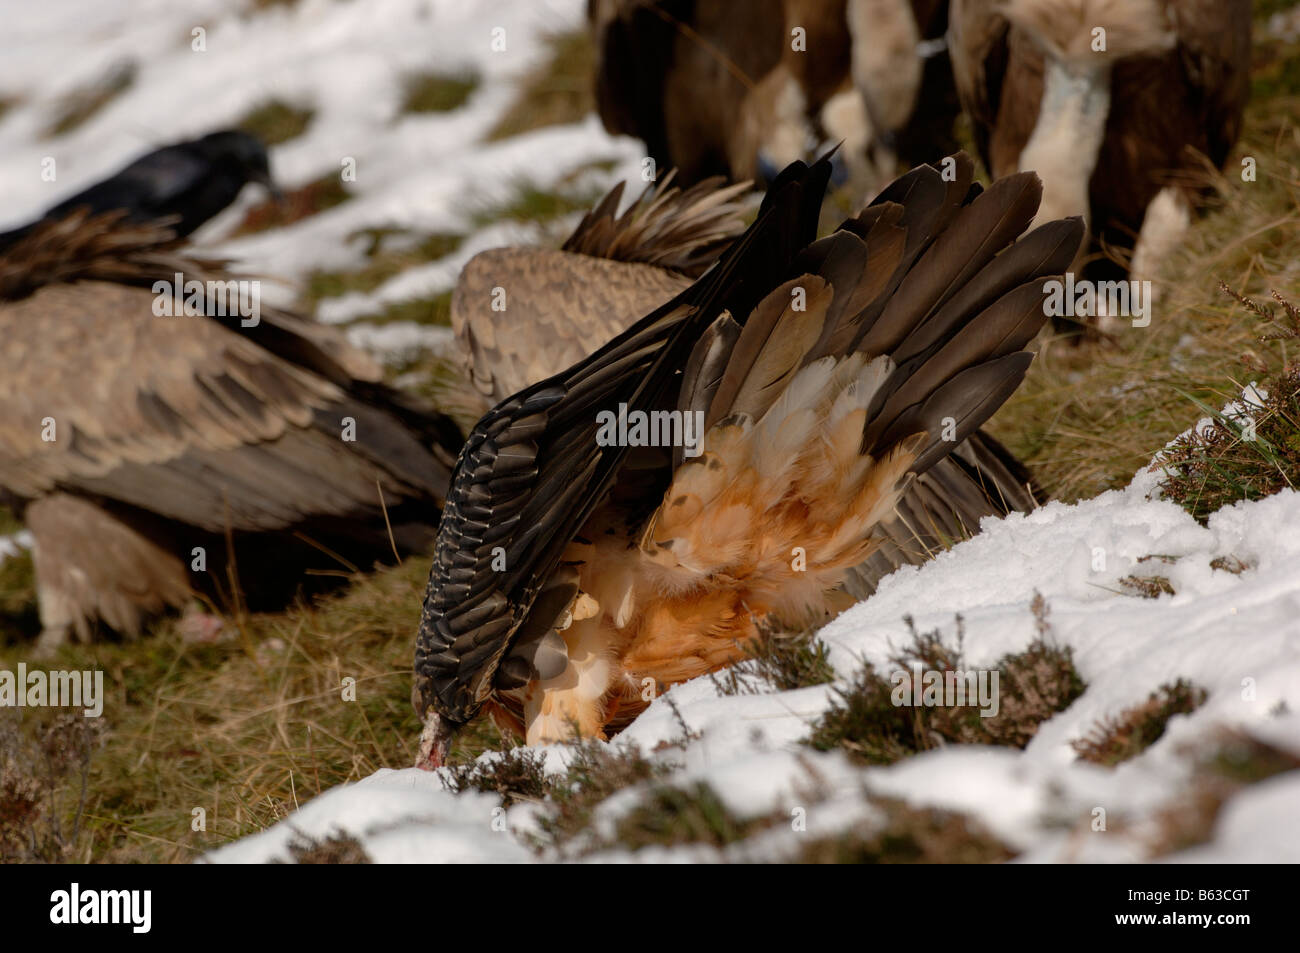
[1019,57,1111,234]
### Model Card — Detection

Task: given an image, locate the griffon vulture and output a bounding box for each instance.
[0,212,459,648]
[413,153,1083,766]
[589,0,960,197]
[0,131,280,252]
[947,0,1251,281]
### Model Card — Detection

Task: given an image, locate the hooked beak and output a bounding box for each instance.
[415,710,455,771]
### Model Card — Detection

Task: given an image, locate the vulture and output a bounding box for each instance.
[589,0,960,197]
[0,212,461,649]
[413,152,1084,766]
[0,130,279,251]
[947,0,1251,281]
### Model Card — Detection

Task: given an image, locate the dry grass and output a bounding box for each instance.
[401,71,480,115]
[302,230,464,312]
[1153,289,1300,520]
[486,30,596,141]
[0,556,506,863]
[43,61,137,138]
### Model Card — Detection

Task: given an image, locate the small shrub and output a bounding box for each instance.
[1072,679,1208,766]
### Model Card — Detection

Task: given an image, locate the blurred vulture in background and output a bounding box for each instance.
[948,0,1251,282]
[0,130,279,252]
[589,0,959,199]
[413,153,1083,766]
[0,214,460,649]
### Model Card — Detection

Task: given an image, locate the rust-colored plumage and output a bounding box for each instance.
[413,153,1083,766]
[0,212,460,647]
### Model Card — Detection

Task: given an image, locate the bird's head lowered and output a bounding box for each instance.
[411,682,460,771]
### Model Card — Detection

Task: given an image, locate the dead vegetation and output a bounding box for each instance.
[1154,288,1300,521]
[231,171,351,235]
[43,61,137,138]
[1151,727,1300,856]
[272,828,372,864]
[236,99,315,146]
[1071,679,1208,767]
[793,798,1016,864]
[807,598,1086,765]
[0,712,104,862]
[486,31,596,141]
[710,621,836,696]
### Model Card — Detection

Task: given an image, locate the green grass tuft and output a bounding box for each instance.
[236,99,314,146]
[303,231,464,311]
[401,71,480,115]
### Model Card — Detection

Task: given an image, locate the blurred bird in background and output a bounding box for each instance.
[0,211,460,651]
[589,0,960,200]
[0,130,280,251]
[948,0,1251,284]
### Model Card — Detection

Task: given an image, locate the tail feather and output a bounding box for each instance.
[640,153,1080,611]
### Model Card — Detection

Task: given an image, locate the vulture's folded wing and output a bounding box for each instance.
[0,214,454,533]
[452,173,751,404]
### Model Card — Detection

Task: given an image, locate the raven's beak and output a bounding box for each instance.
[253,168,286,204]
[415,710,454,771]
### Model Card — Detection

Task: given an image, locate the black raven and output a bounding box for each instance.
[0,130,280,248]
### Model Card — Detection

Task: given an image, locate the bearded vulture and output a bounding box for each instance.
[0,131,279,252]
[589,0,960,197]
[0,212,460,648]
[947,0,1251,281]
[413,153,1083,766]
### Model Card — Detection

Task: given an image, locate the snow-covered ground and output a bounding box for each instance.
[4,1,1297,864]
[207,460,1300,864]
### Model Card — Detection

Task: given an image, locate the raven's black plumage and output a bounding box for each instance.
[0,130,278,249]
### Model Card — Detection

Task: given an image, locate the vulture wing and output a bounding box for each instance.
[637,157,1080,613]
[415,158,832,724]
